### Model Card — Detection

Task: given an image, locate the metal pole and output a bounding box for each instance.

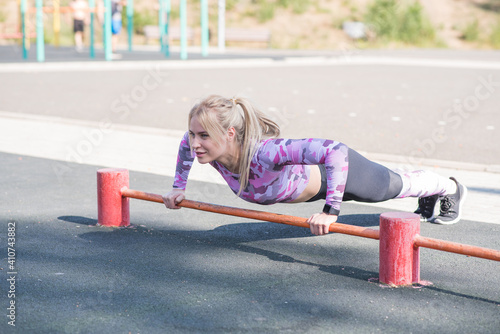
[159,0,165,53]
[104,0,112,60]
[218,0,225,52]
[36,0,45,62]
[89,0,95,58]
[179,0,187,60]
[121,187,500,263]
[414,235,500,262]
[21,0,27,59]
[159,0,171,57]
[121,188,380,239]
[127,0,133,51]
[200,0,208,57]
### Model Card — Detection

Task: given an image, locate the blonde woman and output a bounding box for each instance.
[163,95,467,235]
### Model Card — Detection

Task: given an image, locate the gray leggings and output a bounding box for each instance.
[307,148,403,203]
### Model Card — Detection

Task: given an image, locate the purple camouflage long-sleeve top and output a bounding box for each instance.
[173,132,349,211]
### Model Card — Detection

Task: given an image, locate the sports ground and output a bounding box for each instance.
[1,45,499,333]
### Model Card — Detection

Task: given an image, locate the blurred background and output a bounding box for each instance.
[1,0,500,51]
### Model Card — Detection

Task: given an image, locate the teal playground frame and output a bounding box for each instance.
[17,0,214,61]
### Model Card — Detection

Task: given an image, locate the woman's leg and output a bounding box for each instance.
[344,149,466,224]
[307,148,466,224]
[394,170,466,225]
[303,149,402,204]
[343,148,403,203]
[395,170,456,199]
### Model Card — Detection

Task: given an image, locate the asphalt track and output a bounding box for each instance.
[1,45,499,333]
[1,46,499,166]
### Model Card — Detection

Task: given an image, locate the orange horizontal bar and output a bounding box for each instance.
[27,7,97,14]
[121,188,380,240]
[0,33,36,39]
[414,235,500,262]
[122,188,500,262]
[122,188,500,261]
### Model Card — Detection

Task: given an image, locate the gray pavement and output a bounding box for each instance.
[1,45,500,333]
[1,46,499,166]
[1,152,499,333]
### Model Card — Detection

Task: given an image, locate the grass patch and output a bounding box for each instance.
[131,9,158,34]
[278,0,311,14]
[364,0,436,45]
[254,0,276,23]
[461,19,480,42]
[226,0,238,11]
[490,20,500,48]
[246,0,313,23]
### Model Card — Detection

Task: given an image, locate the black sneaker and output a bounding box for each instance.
[433,177,467,225]
[414,194,439,222]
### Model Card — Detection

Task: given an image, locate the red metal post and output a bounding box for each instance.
[97,168,130,227]
[379,212,420,286]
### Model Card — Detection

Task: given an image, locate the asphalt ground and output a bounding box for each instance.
[1,45,500,333]
[1,152,499,334]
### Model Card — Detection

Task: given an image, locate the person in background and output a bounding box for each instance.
[111,0,126,56]
[70,0,89,52]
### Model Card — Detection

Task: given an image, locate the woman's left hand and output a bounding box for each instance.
[306,212,338,235]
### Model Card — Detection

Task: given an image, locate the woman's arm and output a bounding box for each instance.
[163,132,193,210]
[172,131,194,190]
[262,138,348,235]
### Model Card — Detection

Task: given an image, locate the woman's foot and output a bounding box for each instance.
[433,177,467,225]
[414,194,439,222]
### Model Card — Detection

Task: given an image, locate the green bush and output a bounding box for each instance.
[490,20,500,48]
[364,0,436,45]
[256,0,276,23]
[365,0,399,40]
[0,9,7,23]
[132,10,158,34]
[278,0,310,14]
[226,0,238,11]
[462,19,480,42]
[399,2,435,43]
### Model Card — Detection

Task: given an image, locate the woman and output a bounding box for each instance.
[162,95,467,235]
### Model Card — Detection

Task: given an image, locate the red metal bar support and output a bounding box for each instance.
[97,168,130,227]
[379,212,421,286]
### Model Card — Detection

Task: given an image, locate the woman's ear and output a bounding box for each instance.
[227,127,236,142]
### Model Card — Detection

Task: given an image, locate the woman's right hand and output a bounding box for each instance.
[162,189,185,209]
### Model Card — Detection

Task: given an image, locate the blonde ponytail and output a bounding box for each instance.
[188,95,280,195]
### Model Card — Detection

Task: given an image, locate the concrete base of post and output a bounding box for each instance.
[379,212,420,286]
[97,168,130,227]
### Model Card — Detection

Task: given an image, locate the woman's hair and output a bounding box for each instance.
[188,94,280,195]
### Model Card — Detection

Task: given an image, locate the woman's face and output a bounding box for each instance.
[189,116,228,164]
